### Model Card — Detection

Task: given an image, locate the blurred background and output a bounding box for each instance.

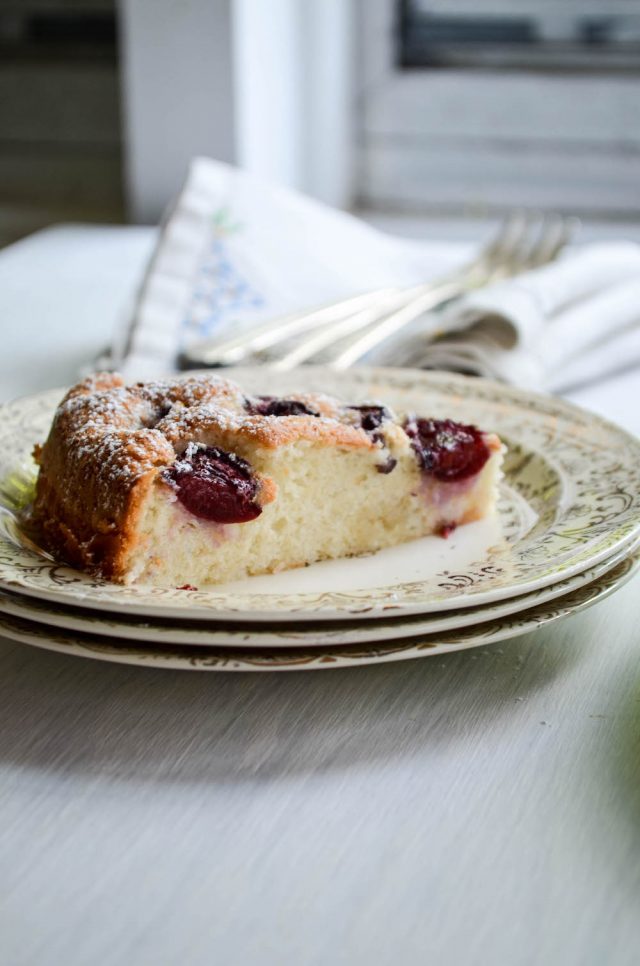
[1,0,640,248]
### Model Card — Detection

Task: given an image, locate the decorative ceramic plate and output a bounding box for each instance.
[1,368,640,622]
[0,534,636,648]
[0,552,637,671]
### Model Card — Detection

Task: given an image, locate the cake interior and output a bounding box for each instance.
[126,430,502,587]
[31,373,504,588]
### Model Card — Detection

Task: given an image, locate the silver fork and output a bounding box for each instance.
[276,212,577,372]
[180,211,576,371]
[180,212,527,369]
[270,213,529,371]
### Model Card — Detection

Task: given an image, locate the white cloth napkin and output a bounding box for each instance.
[113,156,640,394]
[390,244,640,392]
[114,157,470,380]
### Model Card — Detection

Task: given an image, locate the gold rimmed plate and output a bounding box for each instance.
[0,552,637,671]
[1,368,640,622]
[0,535,637,647]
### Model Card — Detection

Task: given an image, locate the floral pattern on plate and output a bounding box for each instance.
[0,535,637,648]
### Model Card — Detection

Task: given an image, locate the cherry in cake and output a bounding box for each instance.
[245,395,320,418]
[163,444,262,524]
[32,373,503,586]
[347,404,391,434]
[403,418,491,482]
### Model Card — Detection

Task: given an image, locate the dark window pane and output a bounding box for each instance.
[398,0,640,73]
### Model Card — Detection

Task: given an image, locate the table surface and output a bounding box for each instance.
[1,226,640,966]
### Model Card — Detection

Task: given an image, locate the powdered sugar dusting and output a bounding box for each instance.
[32,372,389,575]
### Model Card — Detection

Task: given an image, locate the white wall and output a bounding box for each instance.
[356,0,640,217]
[119,0,356,223]
[119,0,236,223]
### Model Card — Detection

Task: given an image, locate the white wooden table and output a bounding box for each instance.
[1,227,639,966]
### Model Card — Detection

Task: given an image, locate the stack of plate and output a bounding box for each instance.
[1,368,639,673]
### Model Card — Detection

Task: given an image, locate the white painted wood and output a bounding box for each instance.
[118,0,236,223]
[412,0,635,14]
[120,0,356,220]
[355,0,395,91]
[362,209,640,247]
[298,0,356,208]
[1,223,639,965]
[361,141,640,215]
[232,0,356,207]
[363,73,640,145]
[232,0,303,191]
[356,0,640,215]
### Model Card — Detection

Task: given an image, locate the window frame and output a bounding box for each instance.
[356,0,640,217]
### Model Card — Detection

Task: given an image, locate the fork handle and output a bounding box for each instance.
[180,287,398,367]
[327,280,465,371]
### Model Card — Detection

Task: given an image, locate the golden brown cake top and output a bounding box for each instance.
[31,371,501,580]
[49,371,376,463]
[31,372,386,575]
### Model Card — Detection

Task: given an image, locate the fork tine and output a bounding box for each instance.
[492,210,541,262]
[482,210,528,262]
[507,213,580,273]
[522,213,565,268]
[459,211,526,283]
[531,214,580,267]
[485,209,543,280]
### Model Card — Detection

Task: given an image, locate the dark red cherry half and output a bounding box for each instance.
[347,404,390,433]
[245,395,320,417]
[404,418,490,483]
[164,446,261,524]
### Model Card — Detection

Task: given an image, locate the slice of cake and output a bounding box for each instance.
[32,372,503,587]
